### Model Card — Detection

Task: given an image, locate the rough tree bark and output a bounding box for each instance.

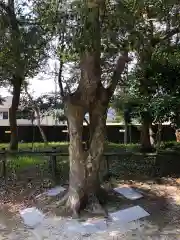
[61,53,130,216]
[156,123,162,149]
[0,0,23,150]
[56,0,131,216]
[149,124,155,147]
[65,85,109,216]
[140,112,154,152]
[9,79,21,150]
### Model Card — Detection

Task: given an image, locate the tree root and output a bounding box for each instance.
[56,191,69,206]
[56,187,119,221]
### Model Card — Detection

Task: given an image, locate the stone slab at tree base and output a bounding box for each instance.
[66,205,150,236]
[46,186,66,197]
[20,207,44,228]
[65,219,107,235]
[114,187,143,200]
[35,186,66,199]
[110,205,150,223]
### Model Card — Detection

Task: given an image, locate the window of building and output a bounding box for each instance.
[3,112,8,119]
[0,111,8,120]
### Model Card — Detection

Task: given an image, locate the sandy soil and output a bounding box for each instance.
[0,177,180,239]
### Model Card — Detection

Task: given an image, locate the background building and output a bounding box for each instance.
[0,96,63,126]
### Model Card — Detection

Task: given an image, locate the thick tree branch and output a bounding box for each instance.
[23,86,48,144]
[58,60,64,98]
[23,85,40,118]
[0,1,19,33]
[107,52,131,97]
[24,84,33,102]
[57,10,66,99]
[66,82,90,126]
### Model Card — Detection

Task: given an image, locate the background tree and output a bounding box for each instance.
[0,0,49,150]
[117,0,180,151]
[20,87,64,144]
[145,43,180,146]
[113,41,180,149]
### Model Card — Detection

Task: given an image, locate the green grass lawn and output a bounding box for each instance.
[1,141,180,180]
[0,141,140,152]
[0,142,140,180]
[0,142,68,151]
[7,155,46,171]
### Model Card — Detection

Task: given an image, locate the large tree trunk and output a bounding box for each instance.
[140,111,153,152]
[58,53,130,216]
[149,124,155,147]
[124,122,128,144]
[57,1,130,217]
[65,91,108,216]
[156,123,162,149]
[9,82,21,150]
[6,0,22,150]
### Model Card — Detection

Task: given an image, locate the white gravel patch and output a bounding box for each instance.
[19,217,145,239]
[2,216,180,239]
[1,216,146,239]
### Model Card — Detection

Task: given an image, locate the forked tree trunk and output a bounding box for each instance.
[57,0,130,217]
[65,95,108,216]
[58,52,130,216]
[9,82,21,150]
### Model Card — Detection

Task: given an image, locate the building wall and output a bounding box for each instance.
[0,108,10,126]
[0,114,60,126]
[0,96,63,126]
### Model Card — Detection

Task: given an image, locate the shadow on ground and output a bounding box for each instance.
[1,166,180,239]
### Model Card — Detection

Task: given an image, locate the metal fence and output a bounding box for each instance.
[0,149,180,182]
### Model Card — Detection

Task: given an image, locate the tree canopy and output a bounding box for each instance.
[1,0,180,216]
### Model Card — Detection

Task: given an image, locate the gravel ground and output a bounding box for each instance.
[1,178,180,239]
[1,216,180,239]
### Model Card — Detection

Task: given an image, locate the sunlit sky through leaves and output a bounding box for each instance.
[0,56,136,97]
[0,0,138,97]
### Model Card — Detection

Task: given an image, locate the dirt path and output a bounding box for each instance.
[0,178,180,239]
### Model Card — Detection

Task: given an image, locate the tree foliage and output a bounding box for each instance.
[0,0,50,84]
[20,91,64,121]
[113,43,180,130]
